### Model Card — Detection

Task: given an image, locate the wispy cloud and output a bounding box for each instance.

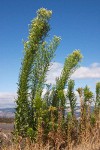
[72,63,100,79]
[0,92,16,108]
[46,62,100,84]
[46,62,63,84]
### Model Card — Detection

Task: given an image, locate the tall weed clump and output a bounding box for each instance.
[13,8,100,150]
[15,8,60,137]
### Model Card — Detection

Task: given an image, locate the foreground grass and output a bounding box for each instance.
[1,122,100,150]
[2,140,100,150]
[0,109,100,150]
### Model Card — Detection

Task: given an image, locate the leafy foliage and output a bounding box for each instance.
[15,8,60,136]
[14,9,100,149]
[66,80,76,117]
[95,82,100,108]
[51,50,82,108]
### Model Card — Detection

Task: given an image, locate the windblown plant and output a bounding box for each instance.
[13,8,100,150]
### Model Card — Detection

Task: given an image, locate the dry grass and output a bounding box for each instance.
[1,139,100,150]
[1,123,100,150]
[0,108,100,150]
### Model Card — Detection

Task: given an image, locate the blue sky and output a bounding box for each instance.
[0,0,100,107]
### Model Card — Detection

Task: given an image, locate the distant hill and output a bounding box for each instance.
[0,106,94,118]
[0,108,15,118]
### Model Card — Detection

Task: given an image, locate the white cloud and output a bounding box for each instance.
[0,92,16,108]
[72,63,100,79]
[46,62,100,85]
[90,63,100,68]
[46,62,63,84]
